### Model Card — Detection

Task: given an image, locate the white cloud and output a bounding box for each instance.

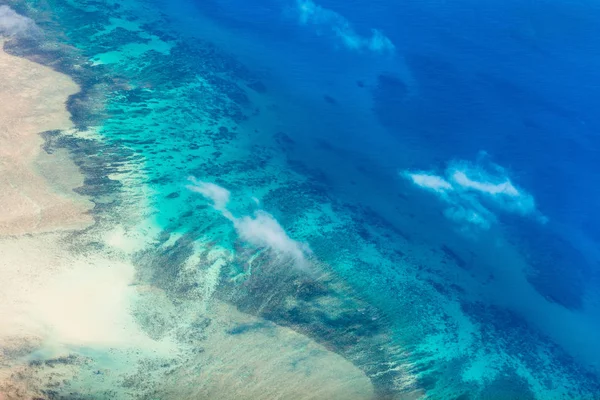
[451,170,519,196]
[295,0,395,54]
[0,6,39,37]
[405,172,453,194]
[188,178,311,268]
[187,177,233,220]
[235,211,311,269]
[448,162,537,216]
[403,157,545,231]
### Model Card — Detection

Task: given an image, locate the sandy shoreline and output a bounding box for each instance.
[0,38,93,236]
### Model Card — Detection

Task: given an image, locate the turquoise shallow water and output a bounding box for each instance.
[4,0,600,398]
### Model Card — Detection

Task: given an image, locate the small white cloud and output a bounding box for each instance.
[294,0,394,54]
[188,179,311,269]
[448,162,537,216]
[451,171,519,196]
[187,177,233,220]
[405,172,453,193]
[403,156,544,231]
[0,6,39,38]
[235,211,311,269]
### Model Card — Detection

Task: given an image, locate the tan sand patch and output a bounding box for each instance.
[0,39,93,236]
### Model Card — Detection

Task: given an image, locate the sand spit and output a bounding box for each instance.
[0,39,93,236]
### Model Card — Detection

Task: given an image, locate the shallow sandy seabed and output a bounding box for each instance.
[0,38,93,236]
[0,232,373,399]
[0,36,375,399]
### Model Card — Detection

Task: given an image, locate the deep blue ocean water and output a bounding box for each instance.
[163,0,600,369]
[5,0,600,398]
